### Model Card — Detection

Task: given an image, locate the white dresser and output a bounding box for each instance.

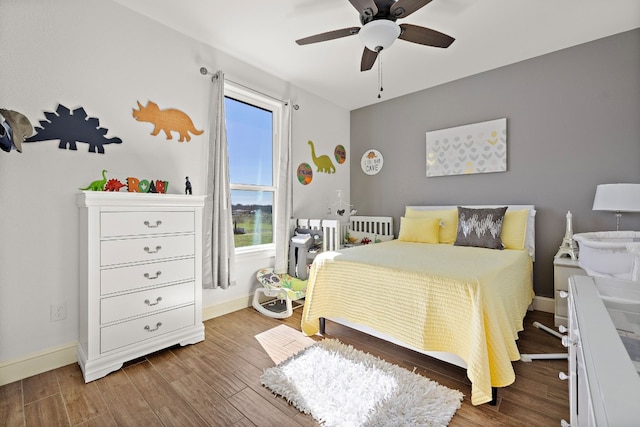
[77,192,206,382]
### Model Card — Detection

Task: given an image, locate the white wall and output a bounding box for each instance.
[0,0,349,369]
[350,29,640,298]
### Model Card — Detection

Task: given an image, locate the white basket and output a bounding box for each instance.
[573,231,640,280]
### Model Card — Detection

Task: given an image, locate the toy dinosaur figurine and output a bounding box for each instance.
[307,140,335,174]
[80,169,108,191]
[132,101,204,142]
[104,178,126,192]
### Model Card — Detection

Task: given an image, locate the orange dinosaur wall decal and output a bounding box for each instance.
[132,101,204,142]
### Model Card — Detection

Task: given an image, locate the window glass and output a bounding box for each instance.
[231,190,273,247]
[224,87,279,250]
[225,97,273,186]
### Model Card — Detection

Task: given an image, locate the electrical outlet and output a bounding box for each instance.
[50,302,67,322]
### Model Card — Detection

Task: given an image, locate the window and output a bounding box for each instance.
[225,83,282,251]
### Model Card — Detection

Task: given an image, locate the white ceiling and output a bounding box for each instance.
[113,0,640,111]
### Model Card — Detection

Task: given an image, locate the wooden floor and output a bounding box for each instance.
[1,308,569,426]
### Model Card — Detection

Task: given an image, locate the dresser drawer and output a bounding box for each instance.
[101,211,194,238]
[100,281,195,324]
[101,305,195,353]
[101,258,194,295]
[101,235,194,266]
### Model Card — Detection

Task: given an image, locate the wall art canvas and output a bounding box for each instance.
[426,118,507,177]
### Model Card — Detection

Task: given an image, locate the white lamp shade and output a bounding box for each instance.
[359,20,401,52]
[592,183,640,212]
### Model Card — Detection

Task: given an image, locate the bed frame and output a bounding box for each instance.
[318,205,536,405]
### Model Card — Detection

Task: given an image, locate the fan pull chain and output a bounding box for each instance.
[377,54,383,99]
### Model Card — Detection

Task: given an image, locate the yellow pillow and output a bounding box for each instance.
[398,217,440,243]
[405,208,458,244]
[501,209,529,250]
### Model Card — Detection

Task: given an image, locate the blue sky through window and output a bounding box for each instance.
[225,96,273,206]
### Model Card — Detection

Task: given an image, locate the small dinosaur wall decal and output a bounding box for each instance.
[132,101,204,142]
[308,140,335,174]
[80,169,108,191]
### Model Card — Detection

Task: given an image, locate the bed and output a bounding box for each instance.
[300,205,536,406]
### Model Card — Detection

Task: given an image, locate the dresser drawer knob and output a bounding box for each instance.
[144,322,162,332]
[559,372,569,381]
[144,220,162,228]
[144,297,163,306]
[144,271,162,280]
[144,245,162,254]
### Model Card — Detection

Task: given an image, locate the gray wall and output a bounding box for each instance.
[350,29,640,298]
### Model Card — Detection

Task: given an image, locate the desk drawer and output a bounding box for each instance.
[101,305,195,353]
[101,235,194,266]
[100,281,194,324]
[101,258,194,295]
[101,211,194,238]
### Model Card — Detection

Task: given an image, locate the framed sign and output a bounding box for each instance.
[360,149,383,175]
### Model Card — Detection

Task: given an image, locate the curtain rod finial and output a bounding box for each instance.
[200,67,209,75]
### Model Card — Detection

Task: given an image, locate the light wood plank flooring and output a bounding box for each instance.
[1,308,569,426]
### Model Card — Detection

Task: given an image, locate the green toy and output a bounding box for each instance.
[80,169,108,191]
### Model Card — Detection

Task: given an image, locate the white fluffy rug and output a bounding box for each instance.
[260,339,463,426]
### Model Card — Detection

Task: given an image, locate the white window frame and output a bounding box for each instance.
[224,82,283,255]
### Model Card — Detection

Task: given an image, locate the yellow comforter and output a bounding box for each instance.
[301,240,534,405]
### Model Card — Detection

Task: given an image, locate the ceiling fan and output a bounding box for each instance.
[295,0,455,72]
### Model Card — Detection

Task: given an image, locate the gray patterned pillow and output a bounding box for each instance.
[454,206,507,249]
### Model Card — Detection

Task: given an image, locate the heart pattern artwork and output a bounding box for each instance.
[426,118,507,177]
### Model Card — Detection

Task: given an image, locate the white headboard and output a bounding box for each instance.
[405,205,536,260]
[349,215,394,237]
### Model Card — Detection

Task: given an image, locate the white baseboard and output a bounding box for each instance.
[0,293,552,386]
[0,342,77,387]
[202,294,253,321]
[532,295,554,313]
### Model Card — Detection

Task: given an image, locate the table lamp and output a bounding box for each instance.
[592,183,640,230]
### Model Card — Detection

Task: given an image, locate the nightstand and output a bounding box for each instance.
[554,257,586,327]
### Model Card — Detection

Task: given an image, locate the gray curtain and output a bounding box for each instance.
[202,70,236,289]
[274,103,293,274]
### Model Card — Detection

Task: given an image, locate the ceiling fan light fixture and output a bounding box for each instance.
[359,20,401,52]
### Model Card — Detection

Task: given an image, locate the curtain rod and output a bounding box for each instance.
[199,67,299,110]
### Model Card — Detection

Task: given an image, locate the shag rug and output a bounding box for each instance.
[260,339,463,427]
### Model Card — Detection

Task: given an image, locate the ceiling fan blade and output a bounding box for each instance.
[348,0,378,18]
[390,0,434,19]
[360,47,378,71]
[398,23,454,48]
[296,27,361,45]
